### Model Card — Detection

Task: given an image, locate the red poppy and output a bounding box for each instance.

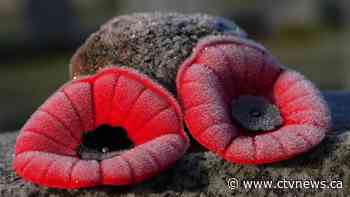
[176,35,330,164]
[13,67,189,189]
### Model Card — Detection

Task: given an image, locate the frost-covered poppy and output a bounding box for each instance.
[13,67,189,189]
[176,35,330,164]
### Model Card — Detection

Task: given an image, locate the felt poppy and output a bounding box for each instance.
[176,35,330,164]
[13,67,189,189]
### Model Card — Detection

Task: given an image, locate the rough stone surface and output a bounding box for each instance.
[69,12,246,93]
[1,92,349,197]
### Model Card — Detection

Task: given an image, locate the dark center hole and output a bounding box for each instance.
[231,95,283,133]
[78,125,134,161]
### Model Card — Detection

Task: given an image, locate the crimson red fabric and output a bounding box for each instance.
[176,35,330,164]
[14,67,189,189]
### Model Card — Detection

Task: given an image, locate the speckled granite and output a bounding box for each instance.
[69,12,246,93]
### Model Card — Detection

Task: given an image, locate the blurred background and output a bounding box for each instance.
[0,0,349,131]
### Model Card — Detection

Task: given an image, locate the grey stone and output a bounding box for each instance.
[69,12,246,93]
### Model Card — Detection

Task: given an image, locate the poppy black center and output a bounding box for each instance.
[78,125,134,161]
[231,95,283,132]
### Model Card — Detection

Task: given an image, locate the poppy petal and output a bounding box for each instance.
[14,67,189,189]
[177,35,330,164]
[63,82,95,132]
